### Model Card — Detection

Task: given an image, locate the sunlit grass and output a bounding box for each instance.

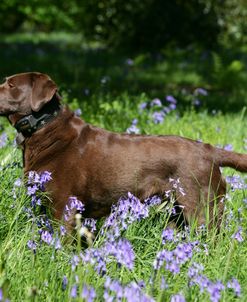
[0,92,246,301]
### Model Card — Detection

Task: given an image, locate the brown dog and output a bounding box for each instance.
[0,72,246,228]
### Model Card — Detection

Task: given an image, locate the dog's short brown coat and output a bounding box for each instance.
[0,72,246,228]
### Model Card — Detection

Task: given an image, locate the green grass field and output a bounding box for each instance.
[0,97,246,302]
[0,33,247,302]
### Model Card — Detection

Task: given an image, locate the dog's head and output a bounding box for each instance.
[0,72,58,116]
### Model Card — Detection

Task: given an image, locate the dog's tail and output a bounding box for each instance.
[214,148,247,172]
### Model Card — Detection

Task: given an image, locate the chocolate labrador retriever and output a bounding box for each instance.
[0,72,246,229]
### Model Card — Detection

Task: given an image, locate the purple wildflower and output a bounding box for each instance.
[70,284,77,298]
[162,228,174,243]
[14,178,22,187]
[60,225,66,236]
[151,98,162,107]
[62,276,68,291]
[192,99,201,106]
[81,284,96,302]
[169,103,177,110]
[207,281,224,302]
[170,294,186,302]
[70,196,84,211]
[105,278,154,302]
[188,262,204,279]
[83,218,97,233]
[194,88,208,96]
[54,237,62,250]
[169,178,186,196]
[40,171,52,184]
[0,288,3,301]
[81,248,107,275]
[126,124,140,134]
[227,278,241,297]
[27,240,37,252]
[27,171,52,207]
[103,291,114,302]
[232,227,244,242]
[0,132,8,148]
[226,175,247,191]
[74,108,82,116]
[104,238,135,270]
[144,195,162,206]
[125,58,134,66]
[41,230,53,245]
[154,242,196,273]
[166,95,177,104]
[224,144,233,151]
[139,102,147,110]
[160,276,168,290]
[124,281,155,302]
[71,255,80,271]
[64,197,85,221]
[104,277,124,299]
[152,111,165,124]
[103,192,149,239]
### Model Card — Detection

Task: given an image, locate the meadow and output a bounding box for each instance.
[0,33,247,302]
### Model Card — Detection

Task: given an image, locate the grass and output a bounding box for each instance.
[0,32,247,301]
[0,95,246,301]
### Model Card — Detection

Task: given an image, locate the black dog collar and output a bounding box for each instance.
[14,97,61,144]
[15,110,59,134]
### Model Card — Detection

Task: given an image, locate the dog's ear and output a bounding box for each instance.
[31,73,58,112]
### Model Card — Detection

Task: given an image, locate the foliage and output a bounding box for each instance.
[0,0,81,32]
[80,0,220,51]
[1,1,247,51]
[1,32,247,113]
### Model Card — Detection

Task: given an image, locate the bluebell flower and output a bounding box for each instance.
[223,144,233,151]
[81,284,96,302]
[70,285,77,298]
[0,132,8,148]
[74,108,82,116]
[41,230,53,245]
[232,227,244,242]
[188,262,204,279]
[192,99,201,106]
[139,102,147,111]
[27,240,37,252]
[62,276,68,291]
[162,228,174,243]
[151,98,162,107]
[194,87,208,96]
[170,294,186,302]
[104,238,135,270]
[126,125,140,134]
[227,278,241,297]
[152,111,165,124]
[125,58,134,66]
[71,255,80,271]
[83,218,97,233]
[166,95,177,104]
[60,225,66,236]
[64,197,85,221]
[144,195,161,206]
[226,175,247,191]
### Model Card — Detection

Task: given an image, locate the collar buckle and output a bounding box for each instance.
[15,115,37,133]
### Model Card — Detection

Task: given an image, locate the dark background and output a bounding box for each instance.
[1,0,247,112]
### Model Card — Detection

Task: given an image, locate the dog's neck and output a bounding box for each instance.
[10,97,61,146]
